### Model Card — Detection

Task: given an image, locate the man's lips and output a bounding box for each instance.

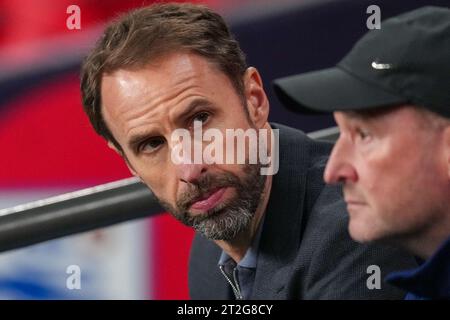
[345,199,366,205]
[345,200,365,205]
[190,187,227,211]
[345,198,367,210]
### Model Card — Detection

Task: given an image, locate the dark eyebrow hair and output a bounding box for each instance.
[128,130,157,153]
[174,97,214,124]
[126,98,214,152]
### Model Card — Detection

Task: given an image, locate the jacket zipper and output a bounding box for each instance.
[219,265,243,300]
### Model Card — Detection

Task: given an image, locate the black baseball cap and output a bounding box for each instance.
[273,6,450,119]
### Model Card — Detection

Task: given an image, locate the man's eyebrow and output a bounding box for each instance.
[128,129,158,152]
[172,98,214,123]
[126,98,214,152]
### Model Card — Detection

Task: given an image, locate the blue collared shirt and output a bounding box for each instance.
[218,216,265,299]
[386,236,450,300]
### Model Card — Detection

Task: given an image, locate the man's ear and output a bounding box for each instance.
[243,67,269,128]
[107,141,138,177]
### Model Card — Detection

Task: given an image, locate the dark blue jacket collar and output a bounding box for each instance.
[386,236,450,299]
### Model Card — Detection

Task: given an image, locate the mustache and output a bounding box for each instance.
[176,173,241,211]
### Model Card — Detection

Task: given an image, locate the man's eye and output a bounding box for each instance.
[140,137,165,153]
[192,112,210,124]
[356,127,371,141]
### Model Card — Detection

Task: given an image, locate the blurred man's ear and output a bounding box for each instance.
[107,141,138,177]
[243,67,269,128]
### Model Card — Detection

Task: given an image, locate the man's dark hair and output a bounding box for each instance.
[80,3,247,151]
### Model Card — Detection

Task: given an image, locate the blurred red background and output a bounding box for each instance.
[0,0,239,300]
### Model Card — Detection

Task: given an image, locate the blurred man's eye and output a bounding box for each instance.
[355,127,371,141]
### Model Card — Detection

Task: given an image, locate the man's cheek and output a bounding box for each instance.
[158,185,180,208]
[138,176,166,202]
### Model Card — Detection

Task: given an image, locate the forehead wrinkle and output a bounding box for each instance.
[106,59,198,114]
[123,83,204,139]
[122,75,200,123]
[105,54,214,141]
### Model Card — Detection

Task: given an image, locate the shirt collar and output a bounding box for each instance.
[386,236,450,299]
[218,213,266,269]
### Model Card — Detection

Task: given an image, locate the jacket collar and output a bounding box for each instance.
[251,123,312,299]
[386,236,450,299]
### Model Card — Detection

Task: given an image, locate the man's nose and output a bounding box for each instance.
[170,143,207,184]
[323,138,358,185]
[176,162,207,184]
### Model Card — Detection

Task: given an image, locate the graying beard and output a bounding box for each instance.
[156,164,266,240]
[191,200,254,240]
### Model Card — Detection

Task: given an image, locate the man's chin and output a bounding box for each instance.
[348,218,371,243]
[348,219,386,244]
[191,206,253,240]
[170,204,225,230]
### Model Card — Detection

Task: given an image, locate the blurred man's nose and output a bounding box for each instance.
[324,138,358,184]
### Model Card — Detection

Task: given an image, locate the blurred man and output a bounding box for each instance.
[81,3,415,299]
[274,6,450,299]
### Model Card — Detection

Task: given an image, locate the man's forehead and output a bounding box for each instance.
[102,52,213,85]
[100,53,233,140]
[336,105,436,138]
[101,70,149,127]
[102,70,148,104]
[343,106,400,119]
[101,53,220,107]
[101,57,197,116]
[336,105,410,124]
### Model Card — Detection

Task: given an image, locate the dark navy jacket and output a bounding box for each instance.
[387,236,450,300]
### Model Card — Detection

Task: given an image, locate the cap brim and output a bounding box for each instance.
[273,67,406,114]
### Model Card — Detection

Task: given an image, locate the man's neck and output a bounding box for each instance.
[399,213,450,259]
[215,174,272,263]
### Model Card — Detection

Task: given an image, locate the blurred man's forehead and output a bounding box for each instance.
[343,105,405,120]
[336,105,419,131]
